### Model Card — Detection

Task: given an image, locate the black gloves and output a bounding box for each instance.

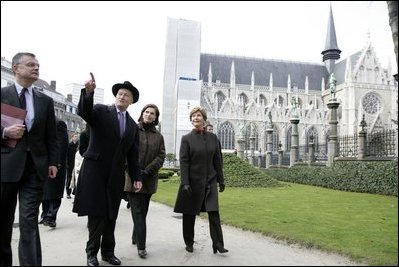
[182,184,192,197]
[219,183,225,192]
[139,169,148,181]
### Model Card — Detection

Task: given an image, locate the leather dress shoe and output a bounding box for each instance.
[213,244,228,254]
[138,249,147,258]
[44,220,56,228]
[87,255,99,266]
[101,255,121,265]
[185,245,193,253]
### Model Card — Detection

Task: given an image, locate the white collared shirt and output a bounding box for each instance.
[15,83,34,131]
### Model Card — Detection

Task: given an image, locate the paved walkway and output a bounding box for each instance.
[12,198,363,266]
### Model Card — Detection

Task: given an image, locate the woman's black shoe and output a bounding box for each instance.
[213,245,228,254]
[185,245,193,253]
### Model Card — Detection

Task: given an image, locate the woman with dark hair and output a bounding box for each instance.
[174,106,228,254]
[124,104,165,259]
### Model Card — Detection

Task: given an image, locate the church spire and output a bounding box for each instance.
[321,3,341,75]
[230,61,236,88]
[251,71,255,90]
[208,62,213,86]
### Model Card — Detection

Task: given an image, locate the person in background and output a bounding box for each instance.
[174,106,228,254]
[1,52,58,266]
[124,104,165,259]
[66,133,79,198]
[72,73,142,266]
[205,123,213,133]
[40,118,68,228]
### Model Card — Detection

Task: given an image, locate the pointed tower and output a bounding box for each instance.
[230,61,236,88]
[321,3,341,75]
[251,71,255,90]
[208,62,213,86]
[345,57,352,83]
[269,73,273,91]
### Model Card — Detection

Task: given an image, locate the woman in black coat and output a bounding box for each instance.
[174,106,228,254]
[40,119,69,227]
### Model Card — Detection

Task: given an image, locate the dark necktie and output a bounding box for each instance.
[118,112,125,137]
[19,87,28,109]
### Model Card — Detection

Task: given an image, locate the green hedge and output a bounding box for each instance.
[158,169,175,180]
[223,153,283,188]
[264,160,398,196]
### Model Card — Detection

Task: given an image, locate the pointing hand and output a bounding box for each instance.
[84,72,96,93]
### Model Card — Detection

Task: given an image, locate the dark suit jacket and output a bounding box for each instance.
[1,85,58,182]
[174,129,224,215]
[72,89,140,220]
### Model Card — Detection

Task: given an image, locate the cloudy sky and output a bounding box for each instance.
[1,1,395,119]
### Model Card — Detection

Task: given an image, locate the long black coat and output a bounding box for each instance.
[72,89,140,221]
[174,129,224,215]
[43,119,68,200]
[79,129,89,156]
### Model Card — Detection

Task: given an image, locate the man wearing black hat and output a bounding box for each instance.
[72,73,142,266]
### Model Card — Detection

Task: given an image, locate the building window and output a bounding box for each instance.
[215,92,225,111]
[218,121,235,150]
[286,127,292,151]
[362,93,380,115]
[272,126,279,152]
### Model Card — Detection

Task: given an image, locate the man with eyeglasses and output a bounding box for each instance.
[1,52,58,266]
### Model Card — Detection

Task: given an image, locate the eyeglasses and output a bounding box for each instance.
[16,62,40,68]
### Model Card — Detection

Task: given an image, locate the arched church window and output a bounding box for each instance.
[362,92,381,115]
[252,124,259,151]
[238,93,248,106]
[297,98,302,109]
[306,127,318,153]
[272,126,279,152]
[215,91,225,111]
[278,95,284,106]
[286,127,292,151]
[259,94,267,105]
[218,121,235,150]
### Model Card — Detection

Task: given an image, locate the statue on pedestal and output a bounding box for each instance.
[329,73,337,100]
[267,112,273,129]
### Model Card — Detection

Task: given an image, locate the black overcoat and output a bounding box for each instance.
[43,119,68,200]
[72,89,140,220]
[174,129,224,215]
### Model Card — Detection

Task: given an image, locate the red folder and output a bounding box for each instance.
[1,103,27,148]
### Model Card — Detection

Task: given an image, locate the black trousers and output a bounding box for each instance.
[40,198,62,221]
[183,211,224,248]
[127,192,152,250]
[0,153,43,266]
[86,215,116,257]
[65,174,72,196]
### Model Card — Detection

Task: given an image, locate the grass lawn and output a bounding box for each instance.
[153,179,398,266]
